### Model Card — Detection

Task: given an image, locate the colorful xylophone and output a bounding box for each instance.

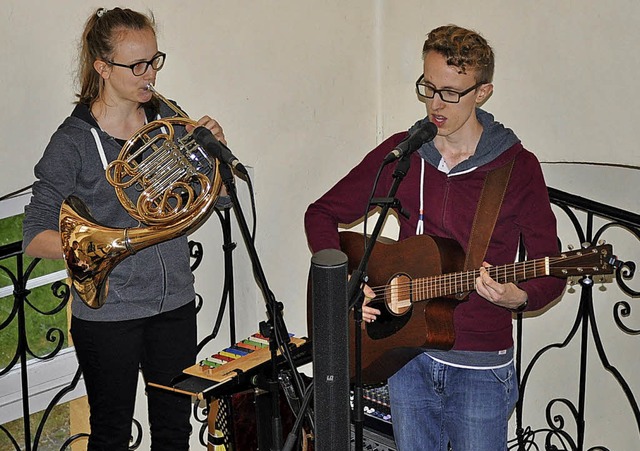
[200,333,271,369]
[183,333,308,383]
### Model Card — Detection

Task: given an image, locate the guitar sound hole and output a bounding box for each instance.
[385,273,412,315]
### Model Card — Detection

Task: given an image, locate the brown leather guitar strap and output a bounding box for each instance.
[463,158,515,271]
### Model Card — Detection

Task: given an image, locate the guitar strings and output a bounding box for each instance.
[361,252,594,307]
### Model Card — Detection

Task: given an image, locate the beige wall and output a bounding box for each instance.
[377,1,640,166]
[2,1,639,449]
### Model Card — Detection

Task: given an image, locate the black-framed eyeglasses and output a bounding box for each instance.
[415,75,484,104]
[107,52,166,76]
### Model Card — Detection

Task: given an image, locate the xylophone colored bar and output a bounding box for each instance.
[183,333,308,384]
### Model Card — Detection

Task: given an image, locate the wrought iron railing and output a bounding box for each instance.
[0,205,236,451]
[510,186,640,451]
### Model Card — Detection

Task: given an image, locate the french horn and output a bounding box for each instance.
[59,84,223,308]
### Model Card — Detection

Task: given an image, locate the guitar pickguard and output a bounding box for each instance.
[365,298,413,340]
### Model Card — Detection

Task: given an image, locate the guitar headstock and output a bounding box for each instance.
[548,244,620,278]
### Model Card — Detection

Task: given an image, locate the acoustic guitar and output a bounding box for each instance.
[329,231,618,384]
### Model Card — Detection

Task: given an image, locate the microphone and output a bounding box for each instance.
[191,126,248,176]
[383,121,438,163]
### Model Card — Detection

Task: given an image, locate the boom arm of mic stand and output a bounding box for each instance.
[216,162,302,451]
[349,155,412,451]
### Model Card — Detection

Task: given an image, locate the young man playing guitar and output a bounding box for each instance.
[304,25,566,450]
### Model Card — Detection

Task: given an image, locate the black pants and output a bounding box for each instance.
[70,301,197,451]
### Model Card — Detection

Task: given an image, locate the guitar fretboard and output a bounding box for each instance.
[414,257,550,300]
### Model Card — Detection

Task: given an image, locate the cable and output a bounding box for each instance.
[0,184,33,202]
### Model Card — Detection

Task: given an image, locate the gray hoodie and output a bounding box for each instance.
[417,108,521,175]
[23,102,196,321]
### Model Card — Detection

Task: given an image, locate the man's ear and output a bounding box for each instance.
[476,83,493,105]
[93,60,111,79]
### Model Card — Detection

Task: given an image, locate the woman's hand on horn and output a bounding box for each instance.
[187,115,227,145]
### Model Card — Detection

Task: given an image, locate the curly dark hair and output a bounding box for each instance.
[422,25,494,83]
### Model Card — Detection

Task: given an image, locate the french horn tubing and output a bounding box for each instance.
[59,84,223,308]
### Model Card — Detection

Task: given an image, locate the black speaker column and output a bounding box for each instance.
[311,248,351,451]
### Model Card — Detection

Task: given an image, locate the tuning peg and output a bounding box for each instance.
[581,242,592,249]
[567,244,575,251]
[597,239,606,246]
[596,275,608,292]
[567,279,576,294]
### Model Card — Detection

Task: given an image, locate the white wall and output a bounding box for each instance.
[2,1,639,449]
[377,1,640,167]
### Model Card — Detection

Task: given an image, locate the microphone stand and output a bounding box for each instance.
[348,154,413,451]
[216,162,297,451]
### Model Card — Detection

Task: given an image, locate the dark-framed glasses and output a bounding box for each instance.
[415,74,484,104]
[107,52,166,76]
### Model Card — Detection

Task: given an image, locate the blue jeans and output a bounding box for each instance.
[387,352,518,451]
[70,301,197,451]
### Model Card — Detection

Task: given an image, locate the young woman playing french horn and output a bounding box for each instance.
[23,7,225,450]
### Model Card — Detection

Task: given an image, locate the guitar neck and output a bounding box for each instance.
[414,257,549,300]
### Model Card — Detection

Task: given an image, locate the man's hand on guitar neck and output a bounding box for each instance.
[476,262,529,312]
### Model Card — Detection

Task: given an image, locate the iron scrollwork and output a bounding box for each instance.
[511,181,640,450]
